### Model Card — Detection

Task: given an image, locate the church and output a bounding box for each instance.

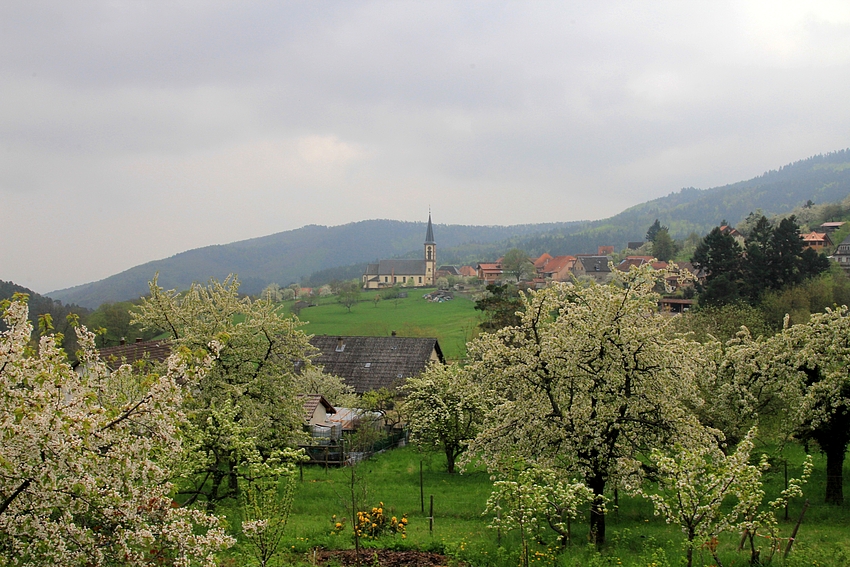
[361,215,436,289]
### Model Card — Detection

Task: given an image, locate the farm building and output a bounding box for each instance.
[308,335,445,395]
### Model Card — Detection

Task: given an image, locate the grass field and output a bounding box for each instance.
[221,442,850,567]
[285,290,482,360]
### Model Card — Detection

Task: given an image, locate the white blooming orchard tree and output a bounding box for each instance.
[133,275,315,507]
[641,427,762,567]
[767,307,850,505]
[467,264,705,545]
[239,457,301,567]
[485,465,595,565]
[0,296,233,566]
[401,363,488,473]
[695,329,793,447]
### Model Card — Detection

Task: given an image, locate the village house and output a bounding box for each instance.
[719,224,746,245]
[308,335,445,395]
[819,221,846,233]
[435,265,461,279]
[476,261,503,283]
[801,231,833,253]
[96,338,172,370]
[300,393,338,439]
[535,254,576,282]
[831,234,850,274]
[572,255,613,283]
[362,215,437,289]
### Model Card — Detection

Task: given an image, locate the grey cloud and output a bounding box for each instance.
[2,1,850,293]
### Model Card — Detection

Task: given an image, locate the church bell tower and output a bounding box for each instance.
[424,213,436,286]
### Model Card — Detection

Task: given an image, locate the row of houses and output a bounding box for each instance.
[474,248,701,288]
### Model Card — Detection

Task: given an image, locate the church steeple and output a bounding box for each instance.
[424,213,436,285]
[425,213,435,244]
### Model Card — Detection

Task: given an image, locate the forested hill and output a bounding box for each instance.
[45,149,850,309]
[499,150,850,258]
[46,221,579,309]
[0,280,89,343]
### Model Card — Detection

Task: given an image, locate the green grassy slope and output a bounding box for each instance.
[293,290,480,361]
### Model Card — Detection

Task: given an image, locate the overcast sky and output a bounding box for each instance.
[3,1,850,294]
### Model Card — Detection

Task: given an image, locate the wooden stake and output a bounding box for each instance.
[784,499,809,558]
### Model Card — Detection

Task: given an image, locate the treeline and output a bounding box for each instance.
[0,280,161,353]
[692,214,832,306]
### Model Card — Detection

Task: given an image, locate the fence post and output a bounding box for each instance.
[429,495,434,535]
[420,460,424,513]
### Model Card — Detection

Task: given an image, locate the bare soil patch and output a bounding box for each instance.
[312,549,457,567]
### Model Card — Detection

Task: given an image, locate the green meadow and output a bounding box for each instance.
[287,289,481,360]
[222,442,850,567]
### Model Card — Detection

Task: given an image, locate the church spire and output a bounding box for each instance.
[425,213,435,244]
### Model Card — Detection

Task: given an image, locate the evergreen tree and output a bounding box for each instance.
[691,228,744,307]
[651,228,678,262]
[646,219,667,243]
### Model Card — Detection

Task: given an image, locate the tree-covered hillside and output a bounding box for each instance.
[44,149,850,308]
[47,221,580,308]
[0,280,90,352]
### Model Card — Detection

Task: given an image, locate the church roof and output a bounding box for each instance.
[364,259,427,276]
[425,214,435,244]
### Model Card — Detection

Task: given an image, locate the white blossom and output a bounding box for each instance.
[0,297,234,566]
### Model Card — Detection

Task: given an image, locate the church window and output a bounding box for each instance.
[419,277,422,283]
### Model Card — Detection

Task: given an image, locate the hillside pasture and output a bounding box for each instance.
[289,290,481,360]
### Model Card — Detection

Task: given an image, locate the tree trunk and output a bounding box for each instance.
[824,443,846,505]
[588,475,606,547]
[445,445,456,474]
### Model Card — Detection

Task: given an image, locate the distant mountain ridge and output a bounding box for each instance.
[47,221,580,308]
[46,150,850,308]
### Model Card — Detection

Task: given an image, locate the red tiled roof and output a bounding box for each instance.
[541,255,575,274]
[299,394,336,421]
[802,231,829,242]
[533,253,553,269]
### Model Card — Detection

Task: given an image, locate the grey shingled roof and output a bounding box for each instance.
[364,259,427,276]
[98,339,172,370]
[309,336,444,394]
[425,214,435,244]
[577,256,612,273]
